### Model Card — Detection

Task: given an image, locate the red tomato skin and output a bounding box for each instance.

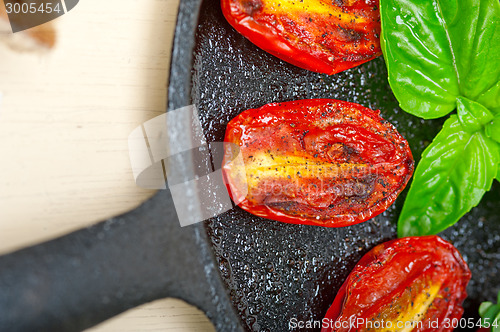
[221,0,382,75]
[321,236,471,332]
[222,99,413,227]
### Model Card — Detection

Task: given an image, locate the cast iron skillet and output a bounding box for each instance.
[0,0,499,330]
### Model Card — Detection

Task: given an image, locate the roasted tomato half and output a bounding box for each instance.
[322,236,471,332]
[221,0,382,74]
[222,99,413,227]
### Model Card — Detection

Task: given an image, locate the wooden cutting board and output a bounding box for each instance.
[0,0,214,330]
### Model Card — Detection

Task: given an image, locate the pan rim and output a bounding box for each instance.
[167,0,247,331]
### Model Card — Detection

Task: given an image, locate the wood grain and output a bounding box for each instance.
[0,0,215,330]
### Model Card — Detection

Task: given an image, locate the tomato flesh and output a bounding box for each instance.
[222,99,413,227]
[221,0,382,74]
[322,236,471,332]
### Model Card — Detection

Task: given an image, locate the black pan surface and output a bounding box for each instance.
[178,0,500,330]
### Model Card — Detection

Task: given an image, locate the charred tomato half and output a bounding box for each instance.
[322,236,471,332]
[222,99,413,227]
[221,0,382,74]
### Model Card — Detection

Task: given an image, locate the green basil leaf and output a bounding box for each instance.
[485,116,500,182]
[477,81,500,115]
[486,117,500,144]
[480,293,500,331]
[483,305,500,325]
[456,0,500,101]
[398,115,499,237]
[380,0,500,119]
[480,302,494,317]
[481,302,500,330]
[457,96,494,132]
